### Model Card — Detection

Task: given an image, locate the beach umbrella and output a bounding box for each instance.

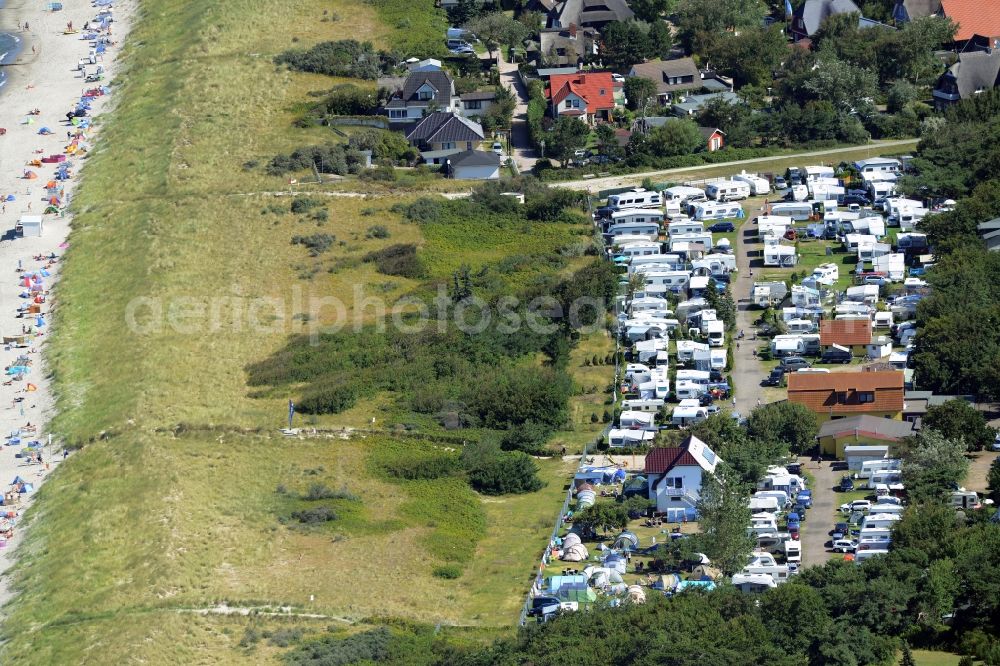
[4,195,14,201]
[21,277,30,288]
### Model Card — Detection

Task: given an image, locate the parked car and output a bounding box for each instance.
[789,526,800,540]
[786,462,802,475]
[831,539,858,553]
[863,275,888,286]
[909,266,927,277]
[773,176,787,190]
[527,596,561,617]
[780,357,811,371]
[831,522,850,540]
[820,349,852,364]
[708,221,735,233]
[590,154,616,165]
[491,141,503,155]
[839,194,871,206]
[839,476,855,492]
[762,368,785,387]
[796,489,812,508]
[840,499,872,513]
[992,433,1000,452]
[793,504,808,520]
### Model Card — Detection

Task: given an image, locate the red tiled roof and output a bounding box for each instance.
[546,71,616,113]
[788,370,905,414]
[820,319,873,346]
[644,447,699,474]
[942,0,1000,41]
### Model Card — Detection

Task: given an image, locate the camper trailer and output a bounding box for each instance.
[802,165,835,181]
[662,186,707,206]
[667,220,705,236]
[671,400,708,426]
[689,201,744,221]
[606,222,660,241]
[854,549,888,564]
[811,263,839,285]
[607,188,662,211]
[951,489,982,510]
[706,180,752,202]
[860,513,901,531]
[769,202,813,221]
[733,172,770,195]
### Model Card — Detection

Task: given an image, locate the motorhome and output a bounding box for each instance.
[769,202,813,221]
[866,470,902,489]
[811,263,839,285]
[689,201,744,221]
[662,186,707,205]
[674,380,707,401]
[783,540,801,563]
[868,180,896,201]
[676,369,711,385]
[873,311,894,329]
[607,188,662,211]
[810,182,845,201]
[637,270,691,292]
[706,180,752,202]
[705,319,725,347]
[733,172,770,195]
[787,319,816,334]
[619,410,656,431]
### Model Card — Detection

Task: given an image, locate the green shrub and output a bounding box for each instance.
[274,40,390,79]
[268,145,366,176]
[432,564,462,579]
[462,441,545,496]
[296,384,359,414]
[362,243,426,278]
[366,225,390,239]
[290,197,324,214]
[290,506,337,523]
[291,233,335,256]
[283,627,393,666]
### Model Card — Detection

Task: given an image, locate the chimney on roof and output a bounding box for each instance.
[569,23,577,38]
[578,73,586,83]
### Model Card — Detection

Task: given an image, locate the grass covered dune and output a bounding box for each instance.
[0,0,603,662]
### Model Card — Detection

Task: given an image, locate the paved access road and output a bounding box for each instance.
[798,456,843,568]
[498,56,540,173]
[554,139,918,192]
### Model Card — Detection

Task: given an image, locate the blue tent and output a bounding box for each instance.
[5,366,29,376]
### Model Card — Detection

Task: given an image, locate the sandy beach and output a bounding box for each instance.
[0,0,132,607]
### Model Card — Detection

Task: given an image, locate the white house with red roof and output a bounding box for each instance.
[546,71,620,123]
[644,435,721,515]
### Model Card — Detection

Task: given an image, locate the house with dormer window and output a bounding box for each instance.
[645,435,722,518]
[545,71,618,123]
[383,69,458,124]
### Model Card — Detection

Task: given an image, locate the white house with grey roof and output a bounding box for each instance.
[405,112,485,164]
[383,70,458,124]
[448,150,502,180]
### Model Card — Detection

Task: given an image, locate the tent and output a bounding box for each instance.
[677,580,716,593]
[37,127,53,135]
[547,574,587,593]
[6,367,30,376]
[561,543,589,562]
[562,533,582,549]
[692,565,723,581]
[601,552,627,574]
[613,531,640,551]
[556,583,597,603]
[626,585,647,604]
[652,574,680,592]
[588,568,623,587]
[576,489,596,509]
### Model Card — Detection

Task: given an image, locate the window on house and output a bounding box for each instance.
[599,88,606,95]
[388,109,406,119]
[418,91,434,101]
[465,100,482,110]
[858,392,875,403]
[441,142,455,150]
[556,48,566,56]
[836,391,848,404]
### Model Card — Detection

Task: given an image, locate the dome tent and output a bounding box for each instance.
[613,531,640,551]
[576,489,596,509]
[562,533,582,549]
[627,585,647,604]
[562,543,589,562]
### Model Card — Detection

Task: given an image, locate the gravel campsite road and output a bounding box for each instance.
[799,457,842,568]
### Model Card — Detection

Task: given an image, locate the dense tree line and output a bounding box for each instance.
[904,89,1000,400]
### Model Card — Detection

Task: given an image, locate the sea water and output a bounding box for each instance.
[0,32,21,90]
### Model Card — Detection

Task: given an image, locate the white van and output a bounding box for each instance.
[690,202,744,221]
[662,186,707,205]
[706,180,752,202]
[607,188,662,211]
